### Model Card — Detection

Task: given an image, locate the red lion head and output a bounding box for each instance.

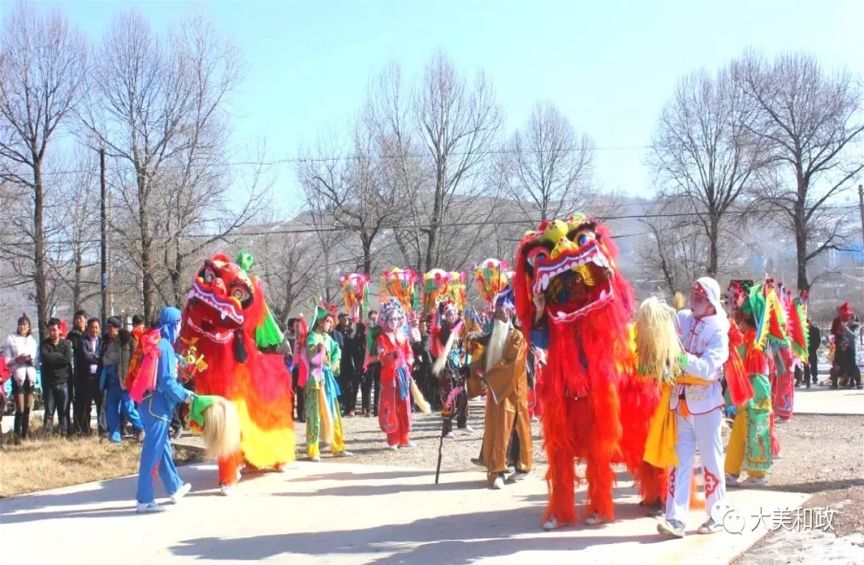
[182,253,268,363]
[514,213,634,339]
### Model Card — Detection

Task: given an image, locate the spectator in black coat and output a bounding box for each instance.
[66,310,88,430]
[73,318,103,435]
[40,318,73,436]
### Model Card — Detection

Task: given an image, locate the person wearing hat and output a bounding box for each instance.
[135,307,193,513]
[658,277,730,538]
[101,316,144,443]
[479,288,533,489]
[305,304,353,461]
[725,285,773,488]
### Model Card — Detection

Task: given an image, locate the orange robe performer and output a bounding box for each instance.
[481,288,533,489]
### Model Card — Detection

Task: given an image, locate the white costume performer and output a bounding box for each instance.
[660,277,730,537]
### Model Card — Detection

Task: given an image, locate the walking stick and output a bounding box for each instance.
[435,382,464,484]
[435,417,447,485]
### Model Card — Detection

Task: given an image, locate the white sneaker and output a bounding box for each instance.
[388,444,399,451]
[169,482,191,504]
[136,501,165,513]
[491,475,505,490]
[399,441,415,449]
[461,426,475,434]
[740,476,766,487]
[584,513,606,526]
[725,474,739,487]
[218,485,233,496]
[542,517,560,531]
[443,431,454,439]
[333,450,353,458]
[309,455,321,462]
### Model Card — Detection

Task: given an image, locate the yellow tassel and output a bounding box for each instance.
[635,297,682,384]
[201,396,242,459]
[410,380,431,413]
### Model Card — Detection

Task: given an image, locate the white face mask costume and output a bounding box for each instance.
[387,317,401,332]
[444,309,457,325]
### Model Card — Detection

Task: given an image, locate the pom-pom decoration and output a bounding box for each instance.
[422,269,466,313]
[473,258,510,309]
[380,268,418,312]
[339,273,370,322]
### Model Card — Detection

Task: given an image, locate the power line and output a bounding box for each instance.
[9,204,859,248]
[25,136,864,177]
[30,144,651,177]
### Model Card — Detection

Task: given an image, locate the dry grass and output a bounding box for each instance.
[0,426,203,498]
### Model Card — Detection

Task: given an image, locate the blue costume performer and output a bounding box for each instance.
[135,307,192,513]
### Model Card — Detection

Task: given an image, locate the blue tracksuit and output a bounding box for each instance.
[135,338,189,504]
[102,365,144,442]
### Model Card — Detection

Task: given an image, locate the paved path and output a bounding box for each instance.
[1,460,808,564]
[791,387,864,415]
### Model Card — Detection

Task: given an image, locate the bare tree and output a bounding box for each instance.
[82,10,245,318]
[507,101,595,221]
[0,3,88,332]
[639,199,710,297]
[298,132,396,276]
[253,228,316,327]
[53,151,100,313]
[651,66,765,277]
[736,52,864,291]
[413,53,502,270]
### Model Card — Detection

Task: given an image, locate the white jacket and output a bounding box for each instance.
[4,333,38,385]
[670,310,729,415]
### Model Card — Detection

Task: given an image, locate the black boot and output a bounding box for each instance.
[13,412,22,444]
[21,409,30,440]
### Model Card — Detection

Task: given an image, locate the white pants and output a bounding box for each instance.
[665,407,726,525]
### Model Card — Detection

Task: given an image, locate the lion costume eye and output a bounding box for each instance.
[527,247,548,268]
[573,230,596,247]
[230,286,250,303]
[203,268,215,283]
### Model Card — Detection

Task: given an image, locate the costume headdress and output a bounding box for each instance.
[378,297,406,328]
[692,277,726,320]
[312,300,338,328]
[493,286,515,313]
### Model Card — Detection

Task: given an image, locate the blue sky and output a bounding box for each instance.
[32,0,864,213]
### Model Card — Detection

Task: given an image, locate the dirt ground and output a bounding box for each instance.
[6,401,862,561]
[732,414,864,563]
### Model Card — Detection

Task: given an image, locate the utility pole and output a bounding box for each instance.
[858,184,864,249]
[100,147,108,325]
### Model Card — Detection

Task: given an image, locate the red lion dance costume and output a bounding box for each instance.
[514,213,652,529]
[180,252,295,492]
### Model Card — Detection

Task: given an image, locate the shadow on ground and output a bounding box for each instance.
[170,503,664,563]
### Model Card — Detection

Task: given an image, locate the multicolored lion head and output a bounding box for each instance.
[514,213,634,334]
[183,253,269,361]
